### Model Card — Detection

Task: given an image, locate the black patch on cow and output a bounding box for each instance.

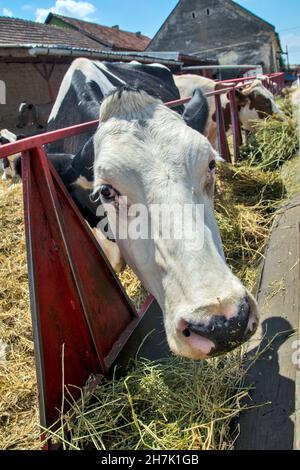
[182,87,209,134]
[101,62,184,114]
[72,137,94,182]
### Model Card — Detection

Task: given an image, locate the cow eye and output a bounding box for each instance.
[209,160,216,171]
[99,184,119,202]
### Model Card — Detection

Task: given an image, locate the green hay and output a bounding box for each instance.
[240,95,299,170]
[44,353,248,451]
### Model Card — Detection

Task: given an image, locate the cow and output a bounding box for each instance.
[0,129,25,180]
[173,74,281,149]
[25,58,259,360]
[16,102,53,130]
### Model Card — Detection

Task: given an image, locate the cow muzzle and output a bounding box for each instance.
[177,295,258,358]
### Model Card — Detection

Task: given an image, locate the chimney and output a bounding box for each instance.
[112,25,119,29]
[136,31,142,37]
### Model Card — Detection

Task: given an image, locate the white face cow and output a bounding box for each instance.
[92,88,259,360]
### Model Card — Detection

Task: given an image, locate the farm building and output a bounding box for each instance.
[0,17,178,133]
[147,0,283,74]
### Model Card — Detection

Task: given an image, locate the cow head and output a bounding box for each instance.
[213,81,280,132]
[92,87,259,360]
[16,102,43,130]
[236,80,281,130]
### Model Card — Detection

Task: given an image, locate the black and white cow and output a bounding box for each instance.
[16,58,259,360]
[43,59,209,271]
[46,59,208,154]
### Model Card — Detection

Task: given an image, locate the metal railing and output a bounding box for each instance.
[0,72,285,166]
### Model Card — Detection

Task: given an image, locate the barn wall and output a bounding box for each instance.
[0,61,69,133]
[148,0,279,73]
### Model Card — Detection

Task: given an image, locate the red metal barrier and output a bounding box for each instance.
[228,89,242,163]
[0,71,285,443]
[22,144,144,432]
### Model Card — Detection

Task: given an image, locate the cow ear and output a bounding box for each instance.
[28,104,33,110]
[182,87,209,134]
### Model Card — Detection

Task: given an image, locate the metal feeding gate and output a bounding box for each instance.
[0,72,284,446]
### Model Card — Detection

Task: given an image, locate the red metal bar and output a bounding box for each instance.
[2,74,283,161]
[214,94,231,162]
[0,120,99,159]
[228,89,242,163]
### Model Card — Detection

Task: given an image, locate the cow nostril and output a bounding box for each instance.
[182,328,191,337]
[182,297,252,356]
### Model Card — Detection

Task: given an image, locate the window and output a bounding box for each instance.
[206,8,210,16]
[192,11,196,19]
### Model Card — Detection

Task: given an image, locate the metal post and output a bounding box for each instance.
[215,94,231,162]
[228,89,242,164]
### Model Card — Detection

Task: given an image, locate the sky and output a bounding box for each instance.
[0,0,300,64]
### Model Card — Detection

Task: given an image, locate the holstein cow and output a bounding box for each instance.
[16,102,53,130]
[23,58,259,360]
[0,129,25,180]
[174,75,280,149]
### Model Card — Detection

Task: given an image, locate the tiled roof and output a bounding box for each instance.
[46,13,150,51]
[0,17,109,50]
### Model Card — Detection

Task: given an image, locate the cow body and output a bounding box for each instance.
[46,59,186,155]
[30,58,258,360]
[16,102,53,130]
[174,75,280,149]
[0,129,24,180]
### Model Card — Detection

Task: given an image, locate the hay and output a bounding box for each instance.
[215,164,285,290]
[240,94,299,170]
[118,267,148,311]
[0,181,40,450]
[44,353,248,450]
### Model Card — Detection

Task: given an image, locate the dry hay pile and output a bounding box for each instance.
[0,181,40,449]
[0,93,298,450]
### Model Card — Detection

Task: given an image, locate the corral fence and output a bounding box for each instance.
[0,71,285,446]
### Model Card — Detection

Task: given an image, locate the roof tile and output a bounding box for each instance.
[0,17,109,50]
[48,14,150,51]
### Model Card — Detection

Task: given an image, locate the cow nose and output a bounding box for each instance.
[183,297,255,356]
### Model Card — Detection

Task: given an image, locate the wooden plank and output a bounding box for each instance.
[235,194,300,450]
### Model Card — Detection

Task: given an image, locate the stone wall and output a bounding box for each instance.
[148,0,280,73]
